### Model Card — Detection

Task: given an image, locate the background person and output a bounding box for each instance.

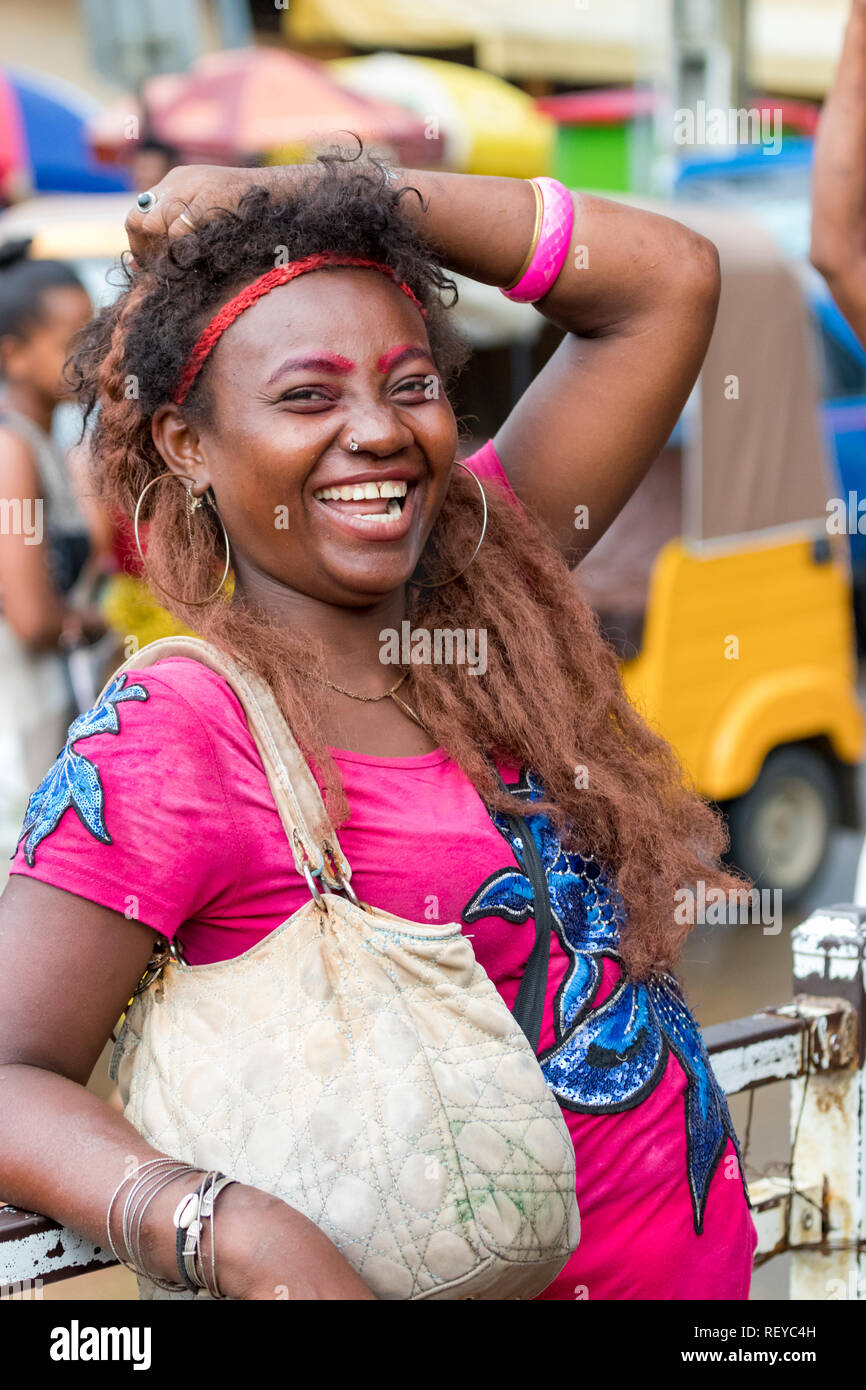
[128,132,183,194]
[0,239,106,871]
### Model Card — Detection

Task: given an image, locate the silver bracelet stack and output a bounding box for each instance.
[173,1169,236,1298]
[106,1158,236,1296]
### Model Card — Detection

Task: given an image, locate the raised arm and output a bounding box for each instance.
[125,163,720,565]
[811,0,866,344]
[378,174,720,565]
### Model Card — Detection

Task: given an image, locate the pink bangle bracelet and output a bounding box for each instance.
[500,177,575,304]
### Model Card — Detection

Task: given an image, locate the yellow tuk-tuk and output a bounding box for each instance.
[577,202,864,903]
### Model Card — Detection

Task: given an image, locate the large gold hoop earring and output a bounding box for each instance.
[408,461,488,589]
[133,472,231,607]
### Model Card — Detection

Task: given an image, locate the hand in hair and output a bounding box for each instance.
[125,164,285,265]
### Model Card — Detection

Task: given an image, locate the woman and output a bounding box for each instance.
[0,151,757,1300]
[0,239,104,871]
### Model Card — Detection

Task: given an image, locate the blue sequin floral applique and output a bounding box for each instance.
[17,674,149,867]
[462,766,747,1234]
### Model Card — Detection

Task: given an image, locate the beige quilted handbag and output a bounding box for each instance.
[108,637,580,1300]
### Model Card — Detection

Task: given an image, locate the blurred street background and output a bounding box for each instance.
[2,0,865,1302]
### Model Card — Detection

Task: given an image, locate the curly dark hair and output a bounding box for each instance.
[69,146,744,981]
[74,153,469,430]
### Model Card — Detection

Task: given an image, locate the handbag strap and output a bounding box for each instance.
[485,760,553,1056]
[97,635,352,890]
[499,808,554,1055]
[105,639,553,1045]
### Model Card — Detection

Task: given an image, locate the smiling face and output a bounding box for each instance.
[153,267,458,609]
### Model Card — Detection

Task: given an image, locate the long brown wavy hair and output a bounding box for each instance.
[71,148,743,979]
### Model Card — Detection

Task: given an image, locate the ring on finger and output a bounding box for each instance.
[136,190,159,213]
[178,211,198,232]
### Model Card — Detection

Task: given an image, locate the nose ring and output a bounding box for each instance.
[349,438,359,452]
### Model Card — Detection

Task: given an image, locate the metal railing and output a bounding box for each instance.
[705,903,866,1299]
[2,902,865,1298]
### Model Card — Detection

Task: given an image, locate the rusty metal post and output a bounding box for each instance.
[790,906,866,1300]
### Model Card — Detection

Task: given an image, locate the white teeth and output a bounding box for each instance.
[314,479,410,501]
[350,498,403,521]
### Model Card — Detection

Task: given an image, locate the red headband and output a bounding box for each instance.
[173,253,427,405]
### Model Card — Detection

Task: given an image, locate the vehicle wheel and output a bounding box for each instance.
[724,745,839,905]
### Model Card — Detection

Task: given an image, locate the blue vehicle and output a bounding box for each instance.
[812,288,866,564]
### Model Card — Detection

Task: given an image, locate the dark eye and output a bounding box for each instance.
[279,387,333,404]
[394,375,433,396]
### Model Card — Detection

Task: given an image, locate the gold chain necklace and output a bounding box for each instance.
[322,669,408,702]
[319,668,431,735]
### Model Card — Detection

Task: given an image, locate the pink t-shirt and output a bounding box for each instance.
[10,439,757,1300]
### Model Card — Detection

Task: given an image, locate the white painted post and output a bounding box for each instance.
[790,907,866,1300]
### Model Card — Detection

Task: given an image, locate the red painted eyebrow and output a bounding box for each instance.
[266,353,355,384]
[377,344,432,374]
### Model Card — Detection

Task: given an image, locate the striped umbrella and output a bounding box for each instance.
[88,47,444,170]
